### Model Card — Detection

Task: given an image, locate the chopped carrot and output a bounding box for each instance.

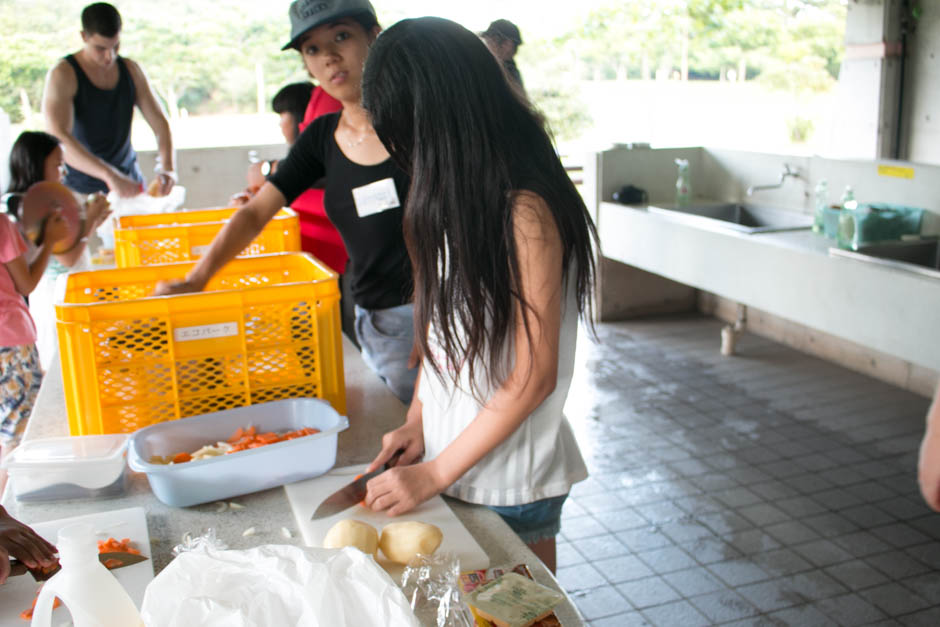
[102,558,123,569]
[354,474,367,507]
[97,537,140,555]
[170,425,322,463]
[20,588,61,620]
[227,427,245,443]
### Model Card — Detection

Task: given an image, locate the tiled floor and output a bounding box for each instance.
[560,314,937,626]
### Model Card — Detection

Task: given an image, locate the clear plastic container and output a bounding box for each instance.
[126,398,348,507]
[837,203,925,250]
[2,434,128,502]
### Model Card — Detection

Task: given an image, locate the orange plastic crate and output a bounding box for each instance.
[55,253,345,435]
[113,207,300,267]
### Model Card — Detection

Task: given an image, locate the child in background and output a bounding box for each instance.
[359,17,598,574]
[5,131,111,370]
[1,203,68,456]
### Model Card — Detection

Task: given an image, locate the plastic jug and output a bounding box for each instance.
[31,523,144,627]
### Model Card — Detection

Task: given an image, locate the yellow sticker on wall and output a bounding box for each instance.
[877,164,915,179]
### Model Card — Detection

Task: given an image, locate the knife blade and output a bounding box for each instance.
[311,450,403,520]
[9,551,149,581]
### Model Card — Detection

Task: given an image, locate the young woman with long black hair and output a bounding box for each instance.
[157,0,418,403]
[359,17,598,573]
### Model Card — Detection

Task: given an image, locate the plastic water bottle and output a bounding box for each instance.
[837,185,858,249]
[840,185,856,210]
[812,179,828,234]
[31,523,144,627]
[675,159,691,208]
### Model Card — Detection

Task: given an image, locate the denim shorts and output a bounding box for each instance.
[487,494,568,545]
[354,303,418,403]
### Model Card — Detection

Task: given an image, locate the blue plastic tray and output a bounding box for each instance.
[127,398,348,507]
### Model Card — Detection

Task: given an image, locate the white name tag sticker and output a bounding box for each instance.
[351,177,400,218]
[174,322,239,342]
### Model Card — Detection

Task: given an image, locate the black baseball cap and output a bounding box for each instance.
[283,0,376,50]
[482,19,522,46]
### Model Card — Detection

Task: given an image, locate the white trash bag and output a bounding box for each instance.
[96,185,186,249]
[140,544,420,627]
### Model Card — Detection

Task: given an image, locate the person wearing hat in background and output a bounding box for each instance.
[42,2,176,199]
[481,19,525,92]
[156,0,418,404]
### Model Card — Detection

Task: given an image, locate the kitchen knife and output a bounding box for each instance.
[8,551,149,581]
[311,450,403,520]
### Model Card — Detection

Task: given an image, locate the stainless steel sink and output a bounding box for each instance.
[829,238,940,280]
[647,202,814,234]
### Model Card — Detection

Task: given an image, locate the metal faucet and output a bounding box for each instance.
[746,164,800,196]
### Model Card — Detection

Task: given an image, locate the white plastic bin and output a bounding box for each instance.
[126,398,348,507]
[2,434,128,502]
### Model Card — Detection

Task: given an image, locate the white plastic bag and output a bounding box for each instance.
[140,544,420,627]
[96,186,186,249]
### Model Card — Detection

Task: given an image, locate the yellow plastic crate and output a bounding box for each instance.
[113,206,300,267]
[55,253,345,435]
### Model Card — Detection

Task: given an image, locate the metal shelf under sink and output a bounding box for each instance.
[647,202,814,234]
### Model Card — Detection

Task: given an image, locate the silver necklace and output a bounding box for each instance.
[345,134,367,149]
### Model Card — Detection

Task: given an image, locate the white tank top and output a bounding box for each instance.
[418,271,588,507]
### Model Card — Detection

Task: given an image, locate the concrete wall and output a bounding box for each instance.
[827,0,902,160]
[137,144,285,209]
[904,2,940,164]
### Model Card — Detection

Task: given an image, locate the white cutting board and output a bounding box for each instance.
[0,507,152,626]
[285,466,489,581]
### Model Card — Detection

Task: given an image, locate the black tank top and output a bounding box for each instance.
[62,54,142,194]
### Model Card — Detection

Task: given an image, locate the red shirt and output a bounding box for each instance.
[291,87,346,273]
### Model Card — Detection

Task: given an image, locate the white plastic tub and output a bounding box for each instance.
[126,398,348,507]
[2,434,129,502]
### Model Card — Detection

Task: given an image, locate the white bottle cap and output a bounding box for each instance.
[56,522,98,568]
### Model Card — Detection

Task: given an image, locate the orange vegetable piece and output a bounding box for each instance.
[354,474,367,507]
[97,537,140,555]
[172,452,192,464]
[21,588,61,620]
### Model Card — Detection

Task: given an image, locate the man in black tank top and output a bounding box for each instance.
[41,3,175,197]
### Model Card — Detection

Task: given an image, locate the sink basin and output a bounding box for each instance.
[829,238,940,279]
[648,202,814,234]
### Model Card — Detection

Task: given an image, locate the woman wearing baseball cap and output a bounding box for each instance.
[157,0,418,404]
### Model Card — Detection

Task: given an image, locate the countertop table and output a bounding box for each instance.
[2,336,584,625]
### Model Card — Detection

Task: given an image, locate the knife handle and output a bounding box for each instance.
[384,448,404,470]
[8,559,29,578]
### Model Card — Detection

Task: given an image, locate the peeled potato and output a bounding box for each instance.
[378,521,443,564]
[323,519,379,557]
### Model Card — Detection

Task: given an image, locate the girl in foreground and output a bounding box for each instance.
[361,17,598,573]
